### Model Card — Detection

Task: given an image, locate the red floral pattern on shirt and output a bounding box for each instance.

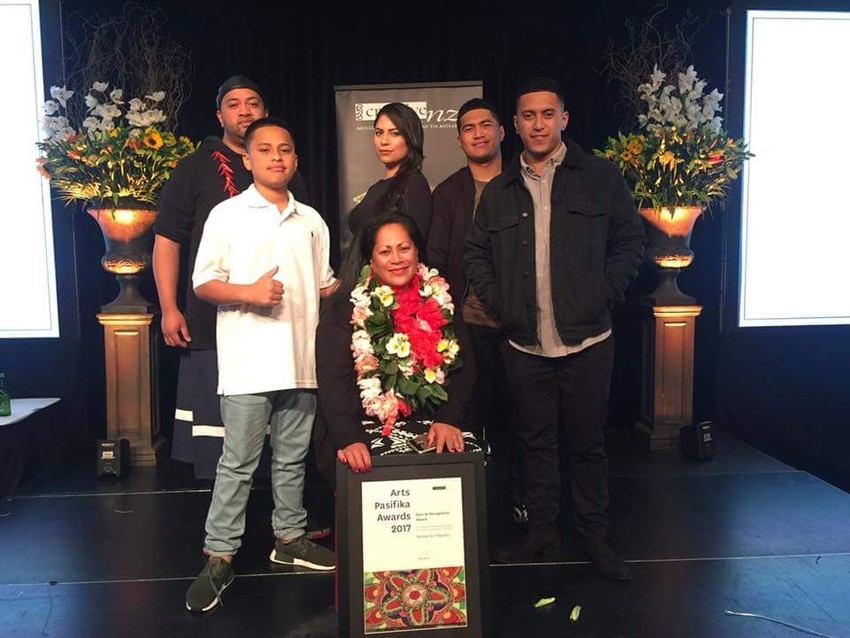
[211,150,238,198]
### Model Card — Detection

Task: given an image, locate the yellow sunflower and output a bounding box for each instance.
[142,128,163,149]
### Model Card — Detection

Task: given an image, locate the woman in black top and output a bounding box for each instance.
[315,213,474,478]
[347,102,433,241]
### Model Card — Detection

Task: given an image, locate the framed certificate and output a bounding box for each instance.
[336,450,490,637]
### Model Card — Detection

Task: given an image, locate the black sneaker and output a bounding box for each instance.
[575,535,634,581]
[269,535,335,571]
[305,511,332,540]
[185,556,234,612]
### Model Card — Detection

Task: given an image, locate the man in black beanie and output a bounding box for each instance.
[153,76,329,540]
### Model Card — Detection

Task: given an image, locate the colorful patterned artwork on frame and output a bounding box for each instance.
[363,566,468,632]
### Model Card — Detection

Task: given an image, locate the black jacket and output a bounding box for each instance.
[427,166,476,298]
[347,171,433,241]
[464,139,645,347]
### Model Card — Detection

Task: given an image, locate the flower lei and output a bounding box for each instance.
[350,263,461,436]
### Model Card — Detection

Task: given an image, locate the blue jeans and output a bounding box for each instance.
[204,389,316,555]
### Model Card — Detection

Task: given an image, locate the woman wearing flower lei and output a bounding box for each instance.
[315,213,475,475]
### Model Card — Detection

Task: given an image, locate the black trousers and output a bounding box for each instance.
[466,323,523,505]
[502,336,614,546]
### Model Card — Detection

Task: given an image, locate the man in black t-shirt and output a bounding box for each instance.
[152,76,329,538]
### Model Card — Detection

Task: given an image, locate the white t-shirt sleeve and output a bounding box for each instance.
[192,205,230,290]
[317,215,336,289]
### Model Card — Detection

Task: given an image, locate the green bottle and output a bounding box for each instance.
[0,373,10,417]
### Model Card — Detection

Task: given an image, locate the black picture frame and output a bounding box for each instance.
[336,451,490,637]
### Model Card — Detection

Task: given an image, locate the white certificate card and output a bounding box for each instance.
[361,476,465,572]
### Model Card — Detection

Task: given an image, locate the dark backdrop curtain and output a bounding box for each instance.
[47,0,729,441]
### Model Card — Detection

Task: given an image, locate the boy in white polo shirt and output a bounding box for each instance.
[186,117,337,613]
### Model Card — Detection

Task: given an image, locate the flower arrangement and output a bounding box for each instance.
[37,82,195,207]
[350,263,462,435]
[595,64,753,212]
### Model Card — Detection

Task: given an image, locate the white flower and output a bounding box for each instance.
[128,98,144,112]
[125,109,164,128]
[441,339,460,364]
[56,127,76,142]
[47,115,69,131]
[109,89,124,104]
[43,100,59,115]
[146,91,166,102]
[49,86,73,107]
[145,108,166,124]
[91,81,109,93]
[82,116,99,131]
[665,96,682,117]
[637,65,727,135]
[125,110,147,127]
[420,265,439,280]
[678,65,698,94]
[95,103,121,119]
[692,79,707,97]
[386,333,411,358]
[357,377,382,400]
[649,65,666,87]
[373,285,395,307]
[98,118,115,132]
[351,329,373,356]
[85,94,99,109]
[423,367,447,385]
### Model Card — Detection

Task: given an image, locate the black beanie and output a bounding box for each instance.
[215,75,266,109]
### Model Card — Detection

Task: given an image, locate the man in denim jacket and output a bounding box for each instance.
[464,77,645,580]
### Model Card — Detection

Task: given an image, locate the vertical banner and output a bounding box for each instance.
[334,81,483,245]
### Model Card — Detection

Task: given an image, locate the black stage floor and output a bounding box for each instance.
[1,426,849,638]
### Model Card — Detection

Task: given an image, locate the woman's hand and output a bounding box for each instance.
[428,422,465,453]
[337,442,372,473]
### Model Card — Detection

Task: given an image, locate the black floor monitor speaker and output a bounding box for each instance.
[680,421,715,460]
[97,439,130,478]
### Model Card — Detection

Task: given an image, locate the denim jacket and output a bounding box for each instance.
[464,138,645,347]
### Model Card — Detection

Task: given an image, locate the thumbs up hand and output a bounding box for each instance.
[247,265,284,307]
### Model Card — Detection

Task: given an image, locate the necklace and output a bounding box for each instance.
[350,264,461,435]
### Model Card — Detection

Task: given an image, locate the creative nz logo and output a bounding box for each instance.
[354,101,458,125]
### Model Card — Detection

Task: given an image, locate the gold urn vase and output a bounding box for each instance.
[87,202,158,313]
[639,206,704,305]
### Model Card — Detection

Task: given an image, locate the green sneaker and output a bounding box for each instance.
[185,556,234,612]
[269,535,335,571]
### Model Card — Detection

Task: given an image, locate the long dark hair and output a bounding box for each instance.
[327,212,427,311]
[374,102,425,216]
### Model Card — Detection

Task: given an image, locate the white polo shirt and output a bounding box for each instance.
[192,184,335,396]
